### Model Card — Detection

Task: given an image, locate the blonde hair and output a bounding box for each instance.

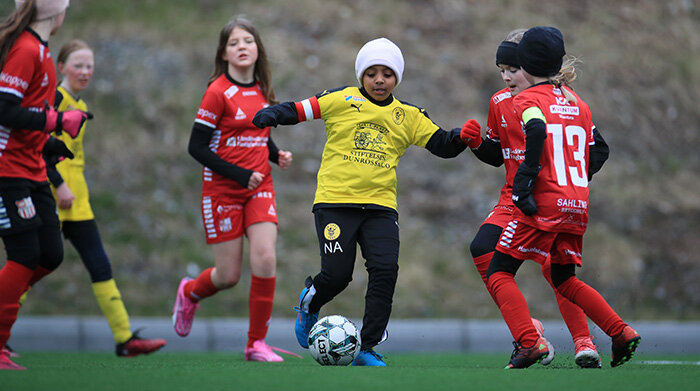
[0,0,36,69]
[551,55,580,103]
[209,15,277,104]
[505,28,527,44]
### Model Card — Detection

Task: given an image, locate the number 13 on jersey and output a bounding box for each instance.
[547,124,588,188]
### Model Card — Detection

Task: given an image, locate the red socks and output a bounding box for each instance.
[247,275,275,347]
[28,266,52,286]
[488,271,539,346]
[473,252,500,306]
[0,261,34,347]
[556,276,626,337]
[540,261,590,341]
[185,267,219,301]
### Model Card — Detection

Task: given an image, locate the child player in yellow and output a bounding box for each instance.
[253,37,470,366]
[30,39,166,357]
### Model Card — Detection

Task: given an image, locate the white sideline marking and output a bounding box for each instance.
[638,360,700,365]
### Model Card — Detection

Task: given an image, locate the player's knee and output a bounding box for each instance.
[550,263,576,287]
[470,236,493,258]
[88,264,113,283]
[214,269,241,289]
[486,251,521,278]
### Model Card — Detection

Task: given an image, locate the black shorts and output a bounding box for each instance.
[0,178,57,236]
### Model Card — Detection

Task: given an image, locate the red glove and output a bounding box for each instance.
[460,119,482,149]
[44,105,93,139]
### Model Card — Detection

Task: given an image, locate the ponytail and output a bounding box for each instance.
[551,55,580,104]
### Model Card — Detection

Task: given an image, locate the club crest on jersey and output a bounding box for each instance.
[15,197,36,220]
[392,107,405,125]
[41,73,49,87]
[235,108,246,120]
[324,223,340,240]
[219,217,232,233]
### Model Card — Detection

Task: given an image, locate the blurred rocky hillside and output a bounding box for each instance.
[2,0,698,320]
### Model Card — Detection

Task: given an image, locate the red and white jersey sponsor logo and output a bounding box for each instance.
[0,72,29,95]
[492,91,511,105]
[15,196,36,219]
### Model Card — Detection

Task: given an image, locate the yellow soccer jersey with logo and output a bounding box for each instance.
[295,86,440,210]
[50,86,94,221]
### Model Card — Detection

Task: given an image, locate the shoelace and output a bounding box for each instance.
[509,341,521,359]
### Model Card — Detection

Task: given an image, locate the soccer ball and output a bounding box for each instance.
[308,315,361,366]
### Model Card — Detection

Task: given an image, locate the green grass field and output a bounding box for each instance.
[3,352,698,391]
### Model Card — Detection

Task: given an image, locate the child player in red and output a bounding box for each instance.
[0,0,90,370]
[485,26,640,369]
[172,16,297,362]
[463,29,609,368]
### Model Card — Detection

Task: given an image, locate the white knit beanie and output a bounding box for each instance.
[15,0,70,21]
[354,37,405,86]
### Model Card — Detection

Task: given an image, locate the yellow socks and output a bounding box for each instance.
[92,279,132,344]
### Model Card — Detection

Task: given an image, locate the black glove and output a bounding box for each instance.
[252,107,278,129]
[512,162,540,216]
[43,136,74,167]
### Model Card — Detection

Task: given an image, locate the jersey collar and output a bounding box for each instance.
[359,87,394,107]
[225,72,257,88]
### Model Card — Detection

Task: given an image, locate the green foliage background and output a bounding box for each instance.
[1,0,699,320]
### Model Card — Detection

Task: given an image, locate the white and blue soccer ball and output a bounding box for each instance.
[308,315,361,366]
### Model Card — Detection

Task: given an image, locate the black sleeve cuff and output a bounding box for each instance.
[425,127,468,158]
[471,138,504,167]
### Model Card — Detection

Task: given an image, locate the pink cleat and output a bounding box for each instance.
[1,344,19,358]
[531,318,555,365]
[245,340,303,362]
[172,277,200,337]
[574,336,602,368]
[0,348,25,370]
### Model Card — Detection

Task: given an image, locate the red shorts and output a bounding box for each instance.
[201,186,278,244]
[481,204,515,229]
[495,219,583,266]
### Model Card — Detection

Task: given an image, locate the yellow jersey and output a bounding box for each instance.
[296,86,440,210]
[50,86,94,221]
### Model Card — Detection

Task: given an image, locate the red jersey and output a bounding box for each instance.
[194,74,272,198]
[486,88,525,207]
[0,30,56,181]
[513,84,594,235]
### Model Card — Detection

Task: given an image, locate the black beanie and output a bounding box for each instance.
[517,26,565,77]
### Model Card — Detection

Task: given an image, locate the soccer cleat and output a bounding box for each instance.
[116,331,167,357]
[574,336,601,368]
[531,318,555,366]
[352,349,387,367]
[505,338,549,369]
[0,348,26,370]
[244,340,302,362]
[1,344,19,358]
[611,325,641,367]
[293,276,319,349]
[172,277,200,337]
